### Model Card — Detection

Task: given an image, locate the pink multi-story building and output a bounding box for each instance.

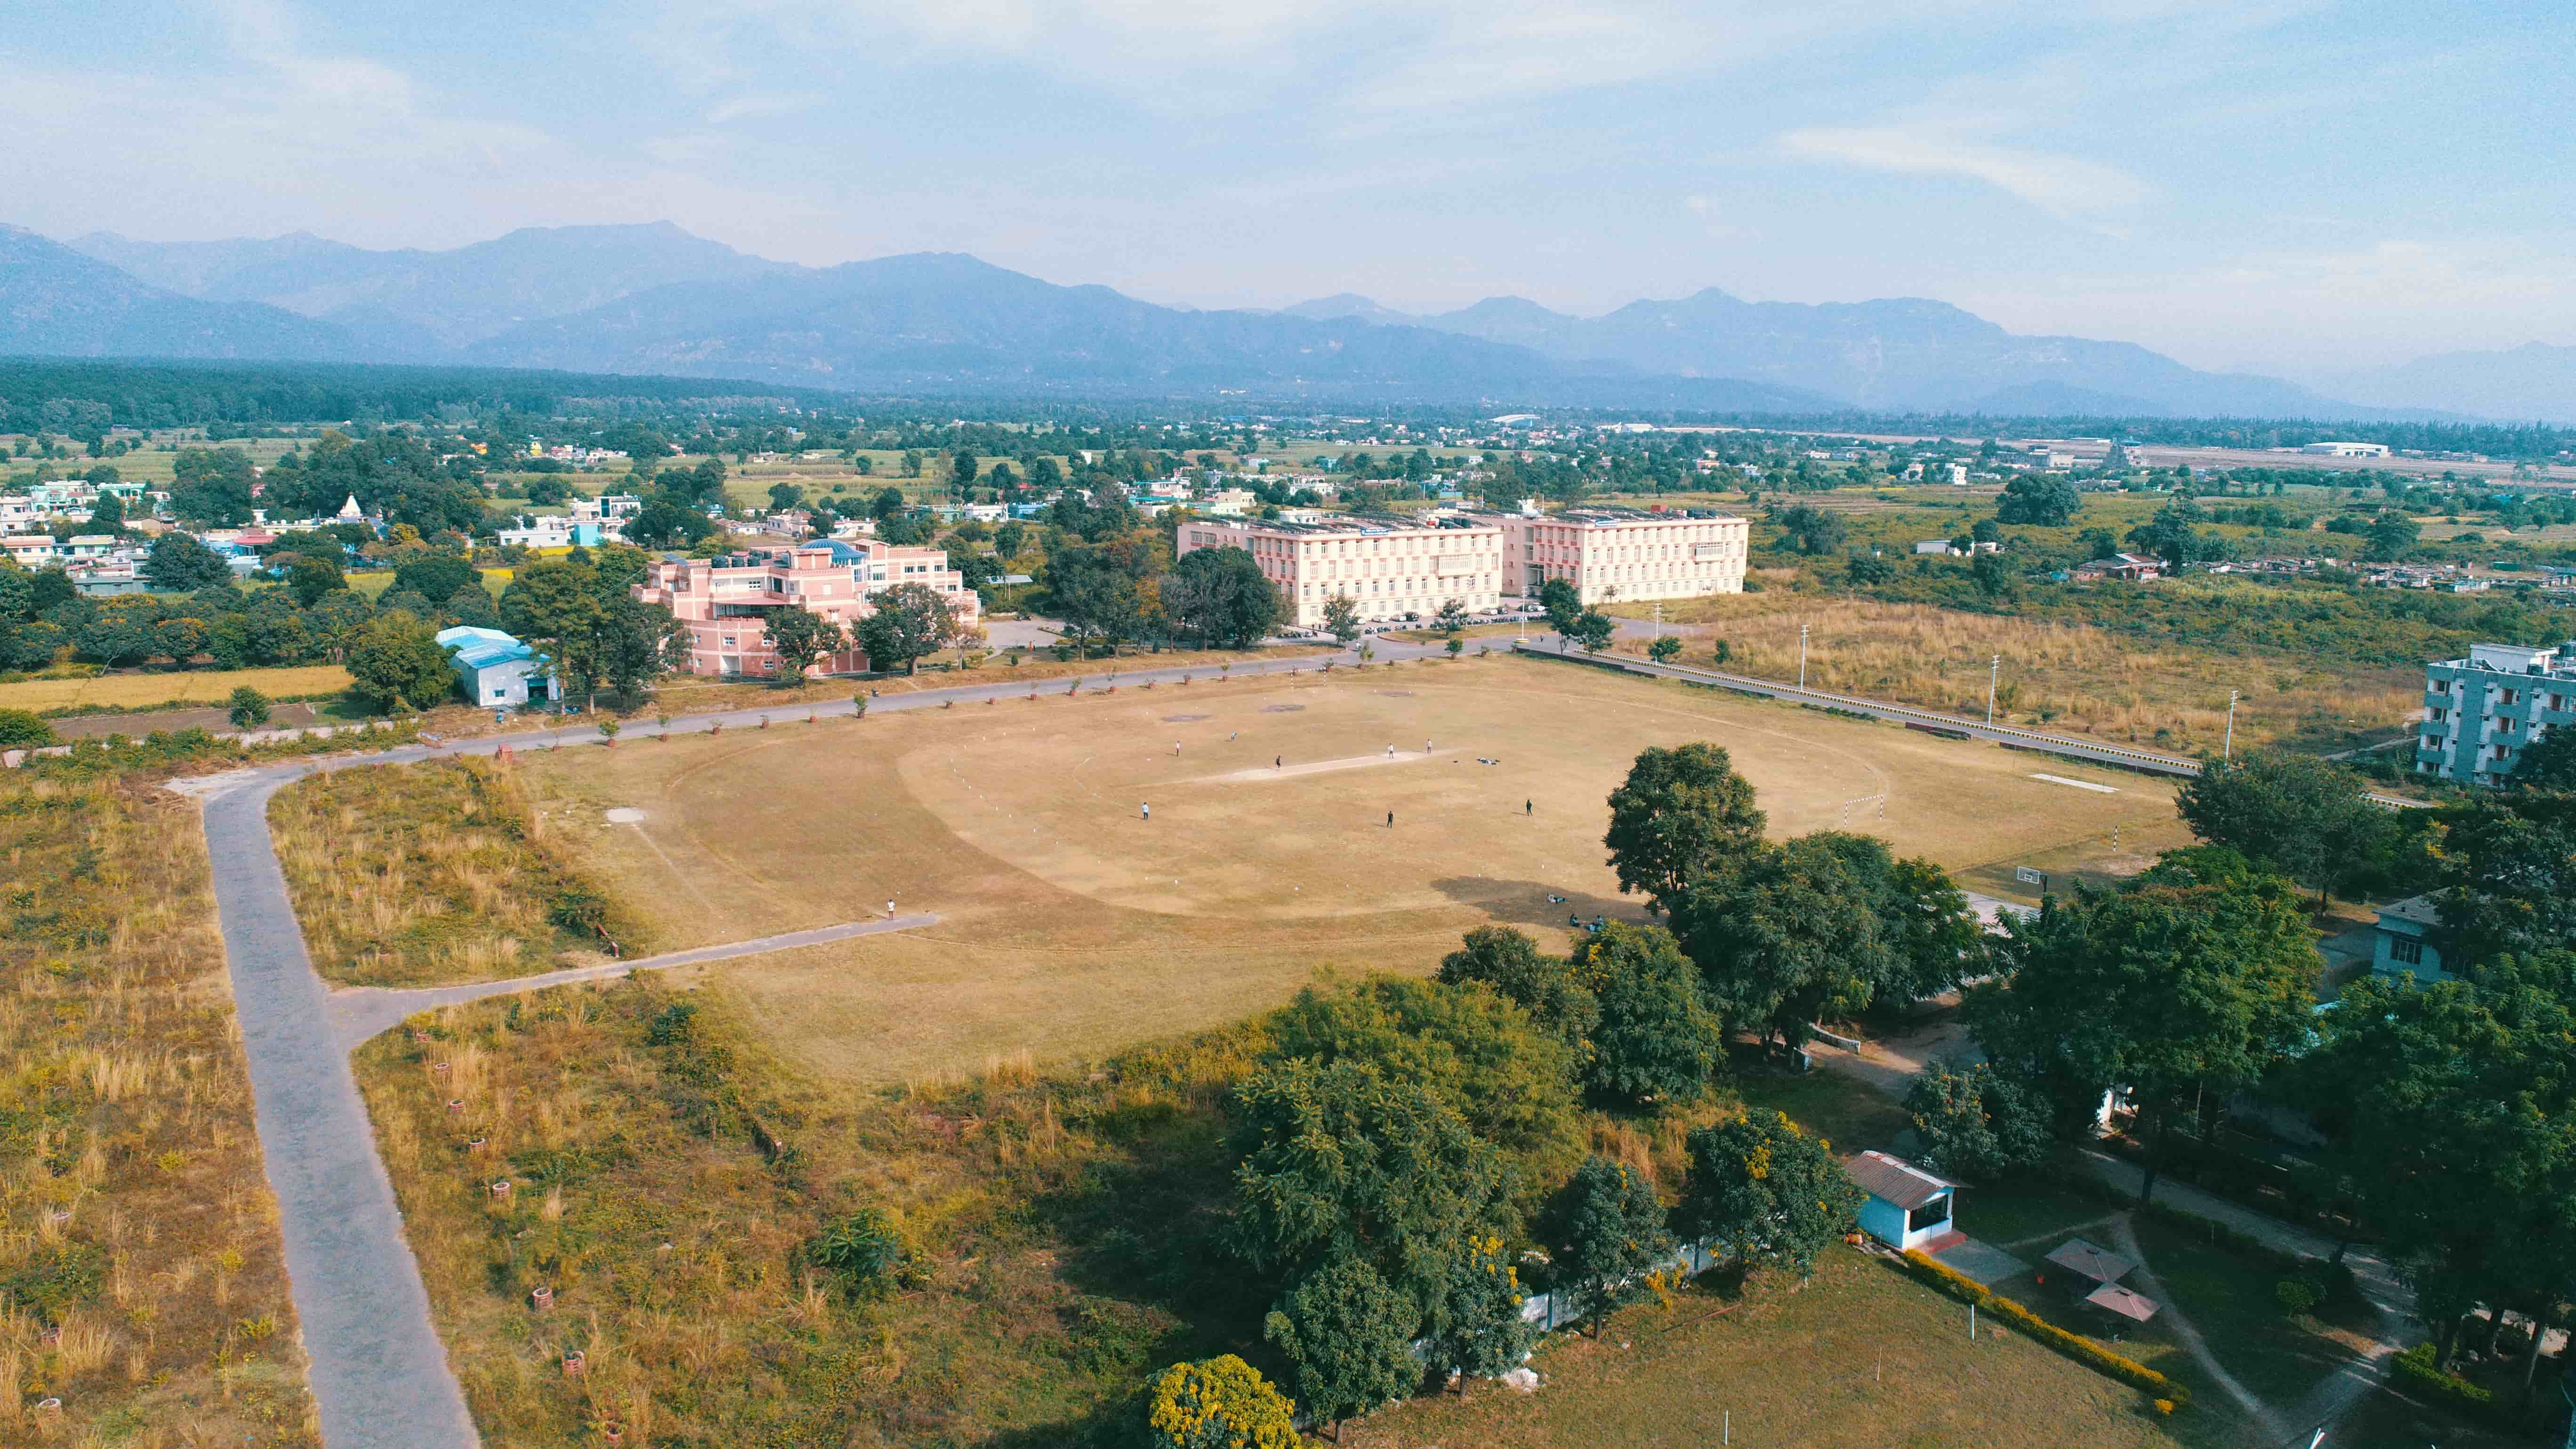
[1174,515,1505,628]
[1491,507,1749,606]
[633,539,981,678]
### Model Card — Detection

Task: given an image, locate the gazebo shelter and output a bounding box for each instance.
[2042,1238,2135,1289]
[2084,1283,2161,1326]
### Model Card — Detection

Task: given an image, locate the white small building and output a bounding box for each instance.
[3,535,55,567]
[2301,442,2391,458]
[1844,1151,1958,1252]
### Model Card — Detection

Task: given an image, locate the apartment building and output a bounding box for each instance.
[2418,642,2576,785]
[1488,507,1749,605]
[1173,515,1505,628]
[632,538,980,678]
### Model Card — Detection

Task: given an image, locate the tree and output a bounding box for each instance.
[1965,865,2320,1193]
[2364,512,2421,561]
[1570,611,1614,652]
[2295,958,2576,1369]
[1817,835,1986,1005]
[766,481,805,513]
[1434,598,1468,638]
[1425,1233,1537,1392]
[1226,1059,1512,1320]
[1573,923,1726,1107]
[170,446,257,525]
[595,595,691,702]
[1994,475,2081,527]
[1537,578,1580,636]
[1547,1156,1672,1335]
[1669,836,1887,1048]
[1903,1062,2053,1182]
[346,612,454,712]
[950,449,979,497]
[1646,635,1682,663]
[1846,551,1895,584]
[143,532,230,592]
[2429,795,2576,966]
[1770,504,1847,555]
[1602,743,1767,913]
[285,553,346,607]
[226,686,273,729]
[1044,545,1143,650]
[1264,1257,1421,1436]
[1263,975,1584,1173]
[1438,926,1598,1048]
[2075,526,2121,561]
[500,556,607,704]
[392,553,476,604]
[1969,550,2016,599]
[84,491,127,534]
[1163,546,1281,649]
[764,607,845,683]
[2176,750,2391,910]
[628,497,715,549]
[1322,593,1361,646]
[2124,506,2206,572]
[2510,726,2576,791]
[855,582,956,676]
[1674,1113,1862,1277]
[1143,1356,1298,1449]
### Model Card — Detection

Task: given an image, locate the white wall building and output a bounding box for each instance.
[1487,508,1749,605]
[1175,515,1505,627]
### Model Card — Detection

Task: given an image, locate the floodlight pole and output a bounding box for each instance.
[1799,623,1809,689]
[1987,653,1999,726]
[2225,689,2238,761]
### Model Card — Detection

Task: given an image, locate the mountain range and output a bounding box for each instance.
[0,220,2557,419]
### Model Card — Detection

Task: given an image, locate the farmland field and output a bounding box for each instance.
[0,662,353,715]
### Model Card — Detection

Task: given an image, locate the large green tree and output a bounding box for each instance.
[1546,1155,1673,1335]
[1436,926,1598,1048]
[2176,750,2393,909]
[763,607,845,683]
[1966,863,2320,1193]
[1226,1059,1513,1322]
[1163,545,1281,649]
[1571,923,1726,1107]
[500,555,607,703]
[1537,578,1580,636]
[1670,835,1887,1048]
[169,446,257,525]
[346,611,454,712]
[1903,1062,2054,1183]
[1674,1113,1863,1277]
[1994,474,2081,527]
[1602,742,1767,913]
[142,532,230,592]
[855,582,957,676]
[1425,1232,1538,1392]
[1263,1257,1421,1436]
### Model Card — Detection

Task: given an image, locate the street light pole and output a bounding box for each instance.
[1988,653,1999,726]
[2225,689,2238,761]
[1799,623,1809,689]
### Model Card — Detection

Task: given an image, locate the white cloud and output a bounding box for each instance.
[1779,126,2149,222]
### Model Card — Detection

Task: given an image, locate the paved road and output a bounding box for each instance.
[201,773,483,1449]
[326,915,938,1051]
[187,643,1436,1447]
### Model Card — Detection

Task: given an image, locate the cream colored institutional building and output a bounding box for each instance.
[1174,506,1749,628]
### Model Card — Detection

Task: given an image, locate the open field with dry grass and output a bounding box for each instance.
[1602,596,2419,756]
[509,654,2185,1086]
[0,664,354,716]
[1351,1247,2220,1449]
[0,779,313,1446]
[269,757,647,988]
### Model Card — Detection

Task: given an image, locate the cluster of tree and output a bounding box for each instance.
[1040,527,1281,654]
[258,430,488,533]
[765,581,976,679]
[1602,744,1988,1048]
[1217,933,1864,1435]
[493,545,690,708]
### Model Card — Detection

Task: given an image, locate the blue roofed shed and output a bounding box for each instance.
[437,626,554,707]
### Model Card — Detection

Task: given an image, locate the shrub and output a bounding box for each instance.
[809,1206,910,1297]
[549,886,610,937]
[227,686,273,729]
[2391,1342,2499,1417]
[0,707,58,748]
[1144,1355,1298,1449]
[644,1001,699,1046]
[2273,1278,2318,1316]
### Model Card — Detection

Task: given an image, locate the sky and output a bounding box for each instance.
[1,0,2569,378]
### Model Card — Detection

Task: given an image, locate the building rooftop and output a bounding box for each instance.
[1842,1151,1952,1212]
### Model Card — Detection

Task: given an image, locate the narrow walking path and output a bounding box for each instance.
[184,643,1405,1446]
[2106,1216,2288,1440]
[327,915,939,1050]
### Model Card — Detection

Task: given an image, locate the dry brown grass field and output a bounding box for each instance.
[268,757,647,988]
[0,664,354,716]
[0,779,314,1446]
[514,653,2187,1086]
[1604,596,2418,756]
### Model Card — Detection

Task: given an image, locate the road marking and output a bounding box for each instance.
[2031,773,2119,793]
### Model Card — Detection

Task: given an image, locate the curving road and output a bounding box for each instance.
[186,643,1408,1447]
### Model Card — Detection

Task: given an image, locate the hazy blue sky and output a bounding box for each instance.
[3,0,2567,375]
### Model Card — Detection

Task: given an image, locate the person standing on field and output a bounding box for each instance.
[1141,802,1151,820]
[1387,811,1395,829]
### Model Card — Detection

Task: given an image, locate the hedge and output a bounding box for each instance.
[1892,1250,2192,1409]
[2390,1343,2506,1418]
